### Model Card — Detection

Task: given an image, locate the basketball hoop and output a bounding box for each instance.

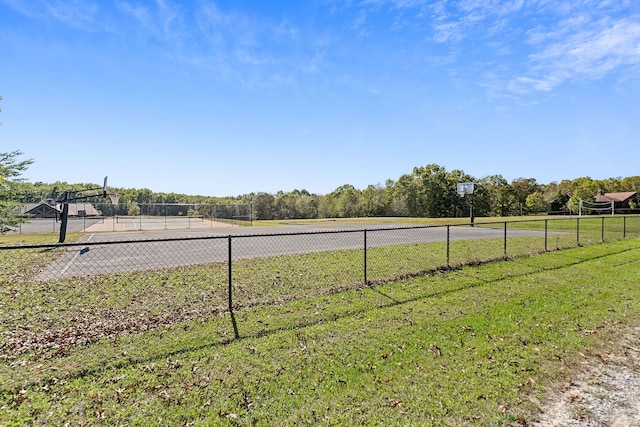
[457,182,474,197]
[107,193,120,204]
[58,175,111,243]
[457,182,476,226]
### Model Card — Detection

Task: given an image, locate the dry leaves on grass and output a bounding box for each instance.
[0,278,226,361]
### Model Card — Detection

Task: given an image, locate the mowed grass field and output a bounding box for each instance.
[1,227,640,425]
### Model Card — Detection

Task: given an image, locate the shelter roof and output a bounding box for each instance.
[594,191,637,203]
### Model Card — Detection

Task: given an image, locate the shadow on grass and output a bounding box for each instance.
[10,241,637,396]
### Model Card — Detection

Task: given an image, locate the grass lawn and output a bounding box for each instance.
[1,233,640,425]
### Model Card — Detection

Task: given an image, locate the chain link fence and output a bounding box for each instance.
[13,203,253,234]
[1,216,639,358]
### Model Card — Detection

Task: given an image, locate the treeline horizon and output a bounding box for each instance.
[16,164,640,220]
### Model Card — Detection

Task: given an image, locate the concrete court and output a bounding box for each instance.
[36,221,549,280]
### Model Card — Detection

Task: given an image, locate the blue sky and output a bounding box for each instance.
[1,0,639,196]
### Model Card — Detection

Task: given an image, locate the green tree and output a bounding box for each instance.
[274,190,297,219]
[621,176,640,195]
[383,179,405,216]
[295,189,318,219]
[525,192,547,214]
[478,175,511,216]
[391,173,419,216]
[411,164,450,217]
[253,192,275,220]
[511,178,540,215]
[567,177,600,214]
[127,201,140,216]
[332,184,361,218]
[0,150,34,232]
[360,184,388,217]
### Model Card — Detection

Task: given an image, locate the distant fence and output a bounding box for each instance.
[3,216,639,344]
[12,202,252,233]
[97,202,252,223]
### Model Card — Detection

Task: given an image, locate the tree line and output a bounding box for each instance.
[12,162,640,221]
[248,166,640,220]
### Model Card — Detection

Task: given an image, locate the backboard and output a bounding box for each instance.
[457,182,474,197]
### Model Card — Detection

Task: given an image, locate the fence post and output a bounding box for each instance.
[576,218,580,246]
[503,222,507,259]
[228,236,239,339]
[446,225,450,268]
[544,219,548,252]
[601,217,605,242]
[364,229,368,285]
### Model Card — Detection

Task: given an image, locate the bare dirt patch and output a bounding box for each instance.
[533,327,640,426]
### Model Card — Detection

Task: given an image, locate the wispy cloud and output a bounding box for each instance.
[116,0,186,45]
[386,0,640,96]
[0,0,43,18]
[195,3,258,50]
[46,0,99,29]
[513,18,640,93]
[4,0,638,97]
[185,2,336,88]
[1,0,101,29]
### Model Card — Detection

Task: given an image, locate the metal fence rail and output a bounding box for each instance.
[2,216,639,352]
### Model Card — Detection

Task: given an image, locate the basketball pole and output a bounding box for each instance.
[58,192,70,243]
[470,194,475,227]
[58,177,109,243]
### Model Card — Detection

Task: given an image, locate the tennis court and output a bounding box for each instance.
[83,215,235,232]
